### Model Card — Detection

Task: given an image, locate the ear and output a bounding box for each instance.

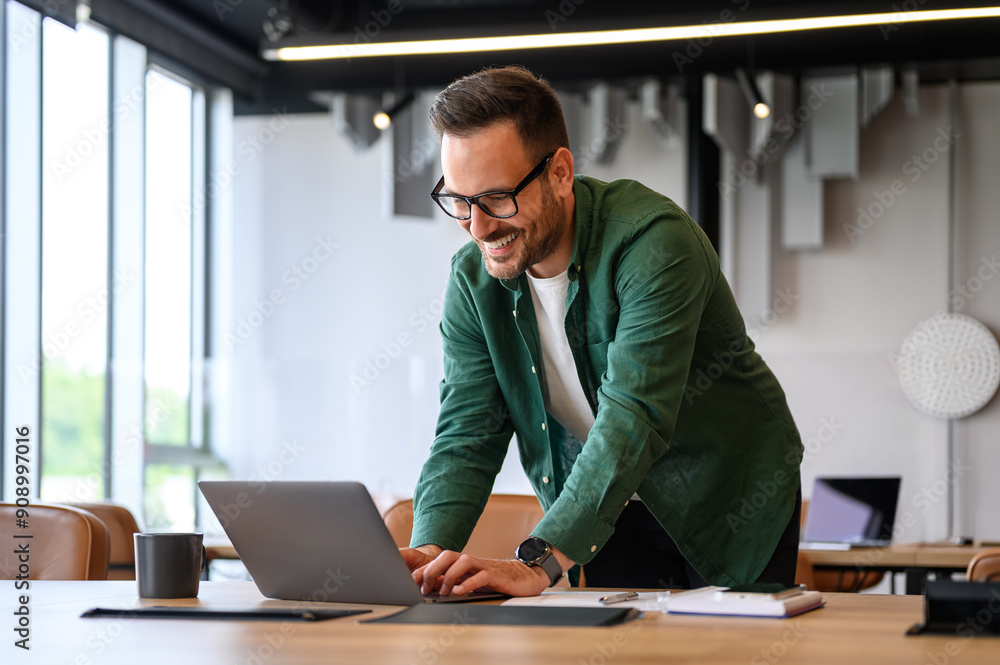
[547,147,575,199]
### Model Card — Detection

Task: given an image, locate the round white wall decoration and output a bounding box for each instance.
[897,313,1000,418]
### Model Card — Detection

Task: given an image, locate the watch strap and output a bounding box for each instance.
[537,550,563,587]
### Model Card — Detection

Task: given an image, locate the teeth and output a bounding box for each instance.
[485,232,518,250]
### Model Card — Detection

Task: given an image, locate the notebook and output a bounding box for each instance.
[801,476,902,549]
[365,604,641,626]
[198,480,506,605]
[663,585,825,618]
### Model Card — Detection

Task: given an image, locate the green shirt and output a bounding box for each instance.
[412,176,803,586]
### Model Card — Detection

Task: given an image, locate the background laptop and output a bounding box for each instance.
[801,476,902,549]
[199,480,504,605]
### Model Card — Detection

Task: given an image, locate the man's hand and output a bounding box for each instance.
[399,544,444,571]
[412,550,550,598]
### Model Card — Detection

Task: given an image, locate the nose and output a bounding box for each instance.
[467,204,499,241]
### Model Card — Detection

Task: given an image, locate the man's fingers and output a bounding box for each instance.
[451,570,492,596]
[417,550,462,593]
[438,554,480,595]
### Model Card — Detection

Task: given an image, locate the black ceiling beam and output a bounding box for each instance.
[90,0,268,96]
[235,16,1000,114]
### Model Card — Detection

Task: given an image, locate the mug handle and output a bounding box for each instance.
[199,544,208,573]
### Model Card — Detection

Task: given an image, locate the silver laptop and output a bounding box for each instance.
[198,480,505,605]
[801,476,902,549]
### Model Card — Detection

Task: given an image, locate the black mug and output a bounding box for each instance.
[134,532,206,598]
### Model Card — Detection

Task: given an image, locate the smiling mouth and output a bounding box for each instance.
[484,232,519,250]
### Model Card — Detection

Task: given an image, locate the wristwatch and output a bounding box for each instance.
[515,536,563,587]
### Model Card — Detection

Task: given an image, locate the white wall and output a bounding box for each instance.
[734,83,1000,545]
[221,82,1000,550]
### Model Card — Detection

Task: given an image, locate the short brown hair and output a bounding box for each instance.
[429,65,569,162]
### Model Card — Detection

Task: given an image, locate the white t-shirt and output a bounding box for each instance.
[527,270,641,502]
[526,270,595,443]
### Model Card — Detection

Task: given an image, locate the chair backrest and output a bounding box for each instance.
[69,502,141,580]
[384,494,545,560]
[967,548,1000,582]
[794,550,817,590]
[0,503,110,580]
[798,498,883,592]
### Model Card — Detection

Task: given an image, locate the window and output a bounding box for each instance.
[39,19,110,503]
[143,68,210,531]
[2,3,223,530]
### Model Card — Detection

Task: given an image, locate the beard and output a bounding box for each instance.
[478,181,565,280]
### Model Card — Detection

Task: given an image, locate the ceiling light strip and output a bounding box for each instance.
[264,7,1000,61]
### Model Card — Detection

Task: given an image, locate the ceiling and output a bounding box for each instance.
[89,0,1000,114]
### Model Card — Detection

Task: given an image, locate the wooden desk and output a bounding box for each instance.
[802,544,994,594]
[4,580,998,664]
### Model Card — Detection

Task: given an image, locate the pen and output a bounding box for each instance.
[600,592,639,605]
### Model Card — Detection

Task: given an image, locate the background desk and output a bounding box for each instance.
[4,580,999,664]
[803,544,994,594]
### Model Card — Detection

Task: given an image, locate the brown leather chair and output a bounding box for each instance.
[70,502,141,580]
[384,494,545,558]
[0,503,110,580]
[966,548,1000,582]
[798,499,885,592]
[794,550,817,590]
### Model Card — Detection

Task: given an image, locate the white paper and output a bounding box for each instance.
[501,590,665,613]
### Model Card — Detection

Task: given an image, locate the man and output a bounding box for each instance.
[400,65,803,597]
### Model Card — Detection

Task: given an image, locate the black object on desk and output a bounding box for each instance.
[81,606,370,622]
[365,604,641,626]
[906,580,1000,636]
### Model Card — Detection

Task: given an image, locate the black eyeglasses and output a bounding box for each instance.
[430,151,555,220]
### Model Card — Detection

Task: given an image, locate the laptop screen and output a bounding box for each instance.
[803,476,902,545]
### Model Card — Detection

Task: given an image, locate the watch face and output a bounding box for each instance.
[517,537,548,563]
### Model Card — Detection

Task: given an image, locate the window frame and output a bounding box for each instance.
[0,4,229,530]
